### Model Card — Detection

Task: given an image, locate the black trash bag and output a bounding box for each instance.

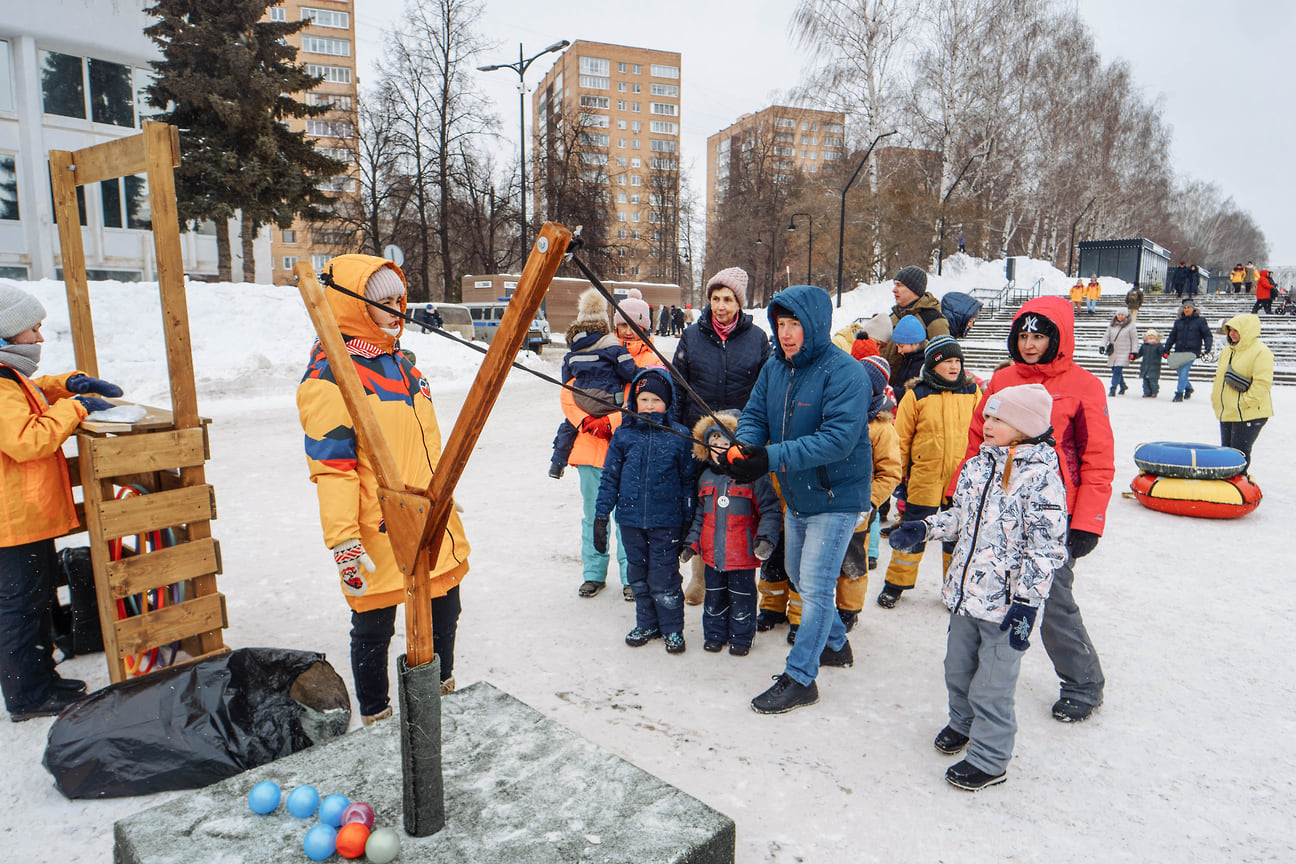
[43,647,351,799]
[49,547,103,658]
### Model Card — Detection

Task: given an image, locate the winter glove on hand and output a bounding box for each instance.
[679,545,695,564]
[73,395,115,414]
[332,538,376,597]
[887,520,928,550]
[66,374,124,397]
[723,444,769,483]
[592,517,609,554]
[999,601,1038,651]
[753,539,775,561]
[1066,529,1099,559]
[1162,353,1170,359]
[580,415,613,440]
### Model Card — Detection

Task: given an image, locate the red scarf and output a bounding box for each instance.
[712,314,738,341]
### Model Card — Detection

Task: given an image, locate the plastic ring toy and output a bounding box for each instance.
[1129,473,1261,519]
[1132,442,1247,480]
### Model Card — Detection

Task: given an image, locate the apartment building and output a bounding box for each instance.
[265,0,359,285]
[532,41,683,285]
[704,105,845,234]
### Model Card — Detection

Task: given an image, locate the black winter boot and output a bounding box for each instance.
[946,759,1006,790]
[751,673,819,714]
[819,639,853,668]
[934,725,970,755]
[755,610,787,632]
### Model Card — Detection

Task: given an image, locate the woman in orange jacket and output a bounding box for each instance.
[297,255,470,723]
[0,286,123,721]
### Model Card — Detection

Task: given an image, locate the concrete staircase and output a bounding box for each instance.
[959,291,1296,385]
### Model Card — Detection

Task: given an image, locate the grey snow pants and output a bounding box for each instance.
[945,613,1024,775]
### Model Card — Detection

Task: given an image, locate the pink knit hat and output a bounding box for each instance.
[614,288,652,329]
[982,383,1053,438]
[705,267,748,307]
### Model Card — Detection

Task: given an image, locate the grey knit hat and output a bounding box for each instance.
[363,265,405,301]
[894,266,928,297]
[0,285,46,340]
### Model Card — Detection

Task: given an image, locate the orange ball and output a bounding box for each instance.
[335,822,370,859]
[727,444,745,462]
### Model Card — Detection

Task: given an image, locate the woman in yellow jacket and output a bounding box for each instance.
[297,255,470,724]
[1083,276,1101,314]
[0,285,122,720]
[1211,313,1273,472]
[1069,279,1084,314]
[878,336,981,608]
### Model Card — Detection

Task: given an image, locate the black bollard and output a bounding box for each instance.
[397,653,444,836]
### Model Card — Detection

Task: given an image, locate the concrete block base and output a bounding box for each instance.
[113,681,735,863]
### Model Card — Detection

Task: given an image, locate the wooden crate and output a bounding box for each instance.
[51,122,228,683]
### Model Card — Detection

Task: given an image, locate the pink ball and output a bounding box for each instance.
[341,801,375,829]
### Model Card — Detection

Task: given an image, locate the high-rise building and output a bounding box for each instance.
[532,41,682,284]
[705,105,845,236]
[264,0,359,285]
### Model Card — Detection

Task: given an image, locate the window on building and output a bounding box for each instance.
[306,119,354,137]
[0,41,13,113]
[617,156,627,166]
[283,256,298,271]
[630,175,641,186]
[631,121,641,133]
[774,118,795,128]
[302,7,349,27]
[124,174,150,229]
[617,211,626,222]
[617,81,626,92]
[822,151,841,161]
[823,136,843,147]
[580,113,609,128]
[801,121,809,130]
[649,139,677,153]
[617,119,626,130]
[40,50,86,118]
[617,229,626,239]
[631,139,640,150]
[580,75,609,89]
[579,133,609,148]
[649,120,677,134]
[580,94,609,109]
[630,194,639,204]
[629,264,640,276]
[282,229,296,243]
[630,102,640,112]
[632,64,641,74]
[631,158,641,168]
[650,157,677,170]
[48,165,87,226]
[88,59,135,127]
[811,122,819,131]
[579,57,609,75]
[313,253,329,271]
[631,230,640,240]
[650,102,676,116]
[302,36,350,56]
[650,83,678,97]
[650,64,679,79]
[825,122,844,134]
[631,83,640,93]
[0,155,19,220]
[305,64,351,84]
[617,192,626,203]
[617,264,626,277]
[99,178,121,227]
[269,6,286,21]
[617,175,626,186]
[617,62,626,73]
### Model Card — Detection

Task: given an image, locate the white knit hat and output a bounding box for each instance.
[983,383,1053,439]
[614,288,652,329]
[0,285,46,340]
[363,265,405,301]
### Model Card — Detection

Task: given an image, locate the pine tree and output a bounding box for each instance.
[144,0,345,280]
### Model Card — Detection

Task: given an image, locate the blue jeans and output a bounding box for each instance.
[1085,299,1097,314]
[783,510,856,685]
[1174,360,1194,395]
[1109,366,1126,392]
[576,465,627,585]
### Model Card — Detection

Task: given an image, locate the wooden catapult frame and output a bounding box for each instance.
[50,121,227,683]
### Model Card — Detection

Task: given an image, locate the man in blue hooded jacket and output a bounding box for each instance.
[725,284,872,713]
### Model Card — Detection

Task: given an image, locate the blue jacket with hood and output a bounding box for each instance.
[595,367,698,530]
[735,285,872,514]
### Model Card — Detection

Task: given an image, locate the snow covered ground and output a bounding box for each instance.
[3,261,1291,863]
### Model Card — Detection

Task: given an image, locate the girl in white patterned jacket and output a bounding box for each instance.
[887,383,1068,791]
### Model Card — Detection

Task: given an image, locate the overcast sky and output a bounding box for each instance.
[356,0,1295,264]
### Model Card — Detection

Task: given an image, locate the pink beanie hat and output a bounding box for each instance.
[705,267,749,307]
[614,288,652,329]
[982,383,1053,438]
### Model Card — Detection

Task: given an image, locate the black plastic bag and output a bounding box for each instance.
[49,547,103,657]
[43,647,350,799]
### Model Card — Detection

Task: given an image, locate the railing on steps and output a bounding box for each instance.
[972,276,1044,317]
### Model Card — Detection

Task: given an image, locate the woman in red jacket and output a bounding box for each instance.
[1251,270,1275,315]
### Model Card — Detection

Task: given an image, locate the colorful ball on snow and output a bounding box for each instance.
[341,801,374,829]
[246,780,280,814]
[302,824,337,861]
[318,793,351,828]
[286,784,320,818]
[365,827,401,864]
[335,822,370,859]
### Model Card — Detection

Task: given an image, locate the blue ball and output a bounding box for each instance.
[286,784,320,819]
[246,780,280,815]
[318,793,351,828]
[302,824,337,861]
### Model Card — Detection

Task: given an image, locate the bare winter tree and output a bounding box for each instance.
[534,104,614,278]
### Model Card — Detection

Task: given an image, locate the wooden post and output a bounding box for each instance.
[49,150,97,376]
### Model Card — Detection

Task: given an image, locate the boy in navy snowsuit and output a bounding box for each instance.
[550,289,640,478]
[1132,329,1163,398]
[682,412,781,655]
[594,368,698,653]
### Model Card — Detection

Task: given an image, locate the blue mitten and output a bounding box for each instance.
[67,374,123,397]
[999,602,1038,651]
[887,520,928,550]
[73,395,115,414]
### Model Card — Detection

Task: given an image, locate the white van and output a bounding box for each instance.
[463,301,551,354]
[414,303,474,340]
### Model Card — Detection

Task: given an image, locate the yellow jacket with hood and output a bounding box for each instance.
[0,369,87,546]
[297,254,470,612]
[1212,313,1273,423]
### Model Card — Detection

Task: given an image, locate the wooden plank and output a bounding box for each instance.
[86,428,207,478]
[145,121,201,431]
[50,149,97,376]
[106,537,220,598]
[97,484,215,540]
[78,434,128,683]
[66,133,149,186]
[114,593,227,657]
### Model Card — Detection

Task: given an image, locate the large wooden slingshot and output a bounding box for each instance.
[295,222,572,836]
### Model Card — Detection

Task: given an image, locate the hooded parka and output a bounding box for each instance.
[1212,314,1274,423]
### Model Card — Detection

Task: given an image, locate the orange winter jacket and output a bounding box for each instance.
[297,254,470,613]
[1084,280,1101,300]
[0,367,87,546]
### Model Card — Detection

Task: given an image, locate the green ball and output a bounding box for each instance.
[365,826,401,864]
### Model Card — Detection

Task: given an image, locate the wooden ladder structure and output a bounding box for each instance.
[51,121,227,683]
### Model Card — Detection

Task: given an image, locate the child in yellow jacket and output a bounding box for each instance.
[878,336,982,608]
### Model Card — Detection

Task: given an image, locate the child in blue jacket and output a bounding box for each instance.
[593,368,697,653]
[682,412,781,655]
[550,289,639,478]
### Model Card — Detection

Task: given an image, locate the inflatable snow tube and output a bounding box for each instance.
[1129,473,1261,519]
[1132,442,1248,480]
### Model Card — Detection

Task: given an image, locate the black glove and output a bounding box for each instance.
[67,374,123,397]
[1067,529,1099,559]
[592,517,609,554]
[679,545,695,564]
[999,602,1038,651]
[753,539,775,561]
[73,395,115,414]
[887,520,928,550]
[723,444,769,482]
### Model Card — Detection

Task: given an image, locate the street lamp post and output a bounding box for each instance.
[836,130,898,308]
[935,147,989,276]
[478,39,569,264]
[787,212,812,285]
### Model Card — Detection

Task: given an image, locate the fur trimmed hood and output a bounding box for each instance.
[691,411,739,462]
